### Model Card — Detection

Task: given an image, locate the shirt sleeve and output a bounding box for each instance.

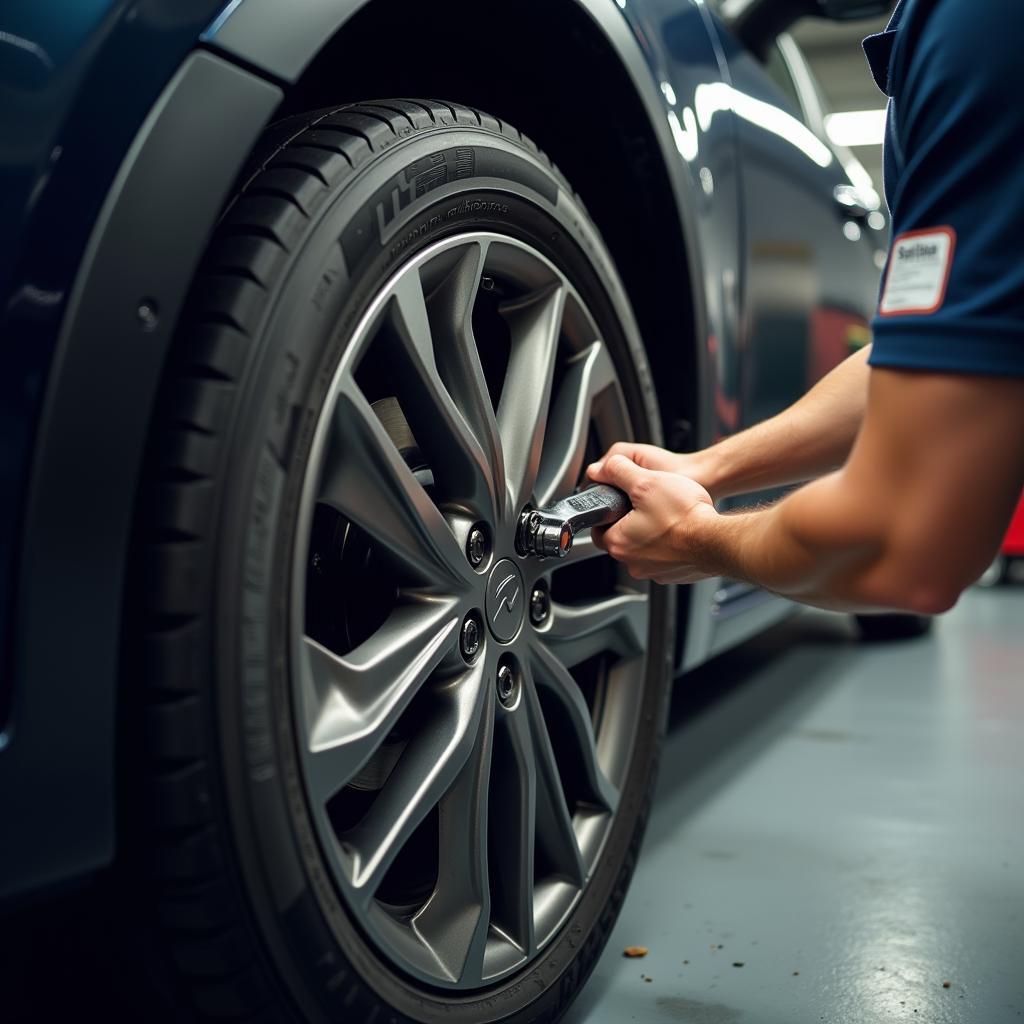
[869,0,1024,377]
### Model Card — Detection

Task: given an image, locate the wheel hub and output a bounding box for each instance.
[485,559,525,642]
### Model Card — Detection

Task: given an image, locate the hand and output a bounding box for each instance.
[588,442,720,500]
[586,453,718,584]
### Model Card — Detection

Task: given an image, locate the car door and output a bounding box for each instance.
[724,27,883,438]
[695,11,886,650]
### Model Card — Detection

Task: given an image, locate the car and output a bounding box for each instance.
[978,491,1024,586]
[0,0,888,1019]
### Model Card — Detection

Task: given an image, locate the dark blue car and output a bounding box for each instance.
[1,0,887,1018]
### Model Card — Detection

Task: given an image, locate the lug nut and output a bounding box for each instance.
[529,583,550,626]
[460,614,481,661]
[496,662,517,708]
[466,525,488,568]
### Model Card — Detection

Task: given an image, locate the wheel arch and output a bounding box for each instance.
[225,0,708,452]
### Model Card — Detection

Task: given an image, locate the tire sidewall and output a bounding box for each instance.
[211,126,675,1023]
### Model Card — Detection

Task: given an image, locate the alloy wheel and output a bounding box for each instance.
[291,232,650,988]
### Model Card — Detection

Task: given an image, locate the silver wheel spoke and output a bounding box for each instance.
[543,591,648,668]
[523,668,586,886]
[489,706,537,956]
[388,268,497,518]
[529,641,619,814]
[426,240,507,521]
[535,340,617,507]
[344,662,487,903]
[299,599,461,803]
[412,687,495,985]
[496,284,567,509]
[319,379,470,588]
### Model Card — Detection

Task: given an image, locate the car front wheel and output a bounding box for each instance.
[133,100,674,1022]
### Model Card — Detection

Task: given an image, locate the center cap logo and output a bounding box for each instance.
[485,559,525,642]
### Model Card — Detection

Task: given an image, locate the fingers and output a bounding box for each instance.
[587,441,681,481]
[593,520,627,556]
[597,526,703,582]
[588,442,656,480]
[588,453,652,500]
[587,441,632,481]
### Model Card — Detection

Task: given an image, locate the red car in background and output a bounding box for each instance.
[981,492,1024,585]
[1005,495,1024,557]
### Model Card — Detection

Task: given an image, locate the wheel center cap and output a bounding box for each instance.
[485,559,525,642]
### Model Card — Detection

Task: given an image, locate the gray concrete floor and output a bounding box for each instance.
[567,585,1024,1024]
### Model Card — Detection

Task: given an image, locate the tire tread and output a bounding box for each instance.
[133,98,592,1021]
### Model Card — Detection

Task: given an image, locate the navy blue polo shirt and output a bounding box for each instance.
[863,0,1024,376]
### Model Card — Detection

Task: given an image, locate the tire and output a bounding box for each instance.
[131,100,675,1023]
[854,613,933,641]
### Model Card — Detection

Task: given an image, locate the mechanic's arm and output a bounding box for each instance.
[589,368,1024,613]
[597,344,872,500]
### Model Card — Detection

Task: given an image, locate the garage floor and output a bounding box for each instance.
[566,585,1024,1024]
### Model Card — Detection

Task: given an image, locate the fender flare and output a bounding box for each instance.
[3,51,281,901]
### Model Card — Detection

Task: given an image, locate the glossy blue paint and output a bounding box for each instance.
[613,0,744,451]
[0,0,238,895]
[611,0,882,664]
[0,0,233,730]
[0,2,125,645]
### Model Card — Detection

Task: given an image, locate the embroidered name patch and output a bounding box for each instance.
[879,226,956,315]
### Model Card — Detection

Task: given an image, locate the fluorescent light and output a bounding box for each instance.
[838,151,881,210]
[825,109,887,148]
[695,82,833,169]
[667,108,698,162]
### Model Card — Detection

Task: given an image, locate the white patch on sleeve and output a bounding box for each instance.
[879,226,956,316]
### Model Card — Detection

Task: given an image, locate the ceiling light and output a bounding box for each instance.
[825,109,887,148]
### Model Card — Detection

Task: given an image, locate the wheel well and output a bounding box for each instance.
[273,0,698,449]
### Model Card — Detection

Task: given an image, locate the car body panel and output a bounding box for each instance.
[0,49,281,901]
[0,0,882,899]
[0,3,235,730]
[685,14,885,664]
[202,0,367,80]
[592,0,779,670]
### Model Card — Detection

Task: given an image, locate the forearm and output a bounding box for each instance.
[596,364,1024,612]
[689,362,1024,614]
[695,344,872,499]
[692,472,901,613]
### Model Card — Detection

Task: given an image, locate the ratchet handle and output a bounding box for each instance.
[517,484,632,559]
[552,484,632,533]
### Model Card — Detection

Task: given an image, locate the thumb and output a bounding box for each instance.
[596,453,650,500]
